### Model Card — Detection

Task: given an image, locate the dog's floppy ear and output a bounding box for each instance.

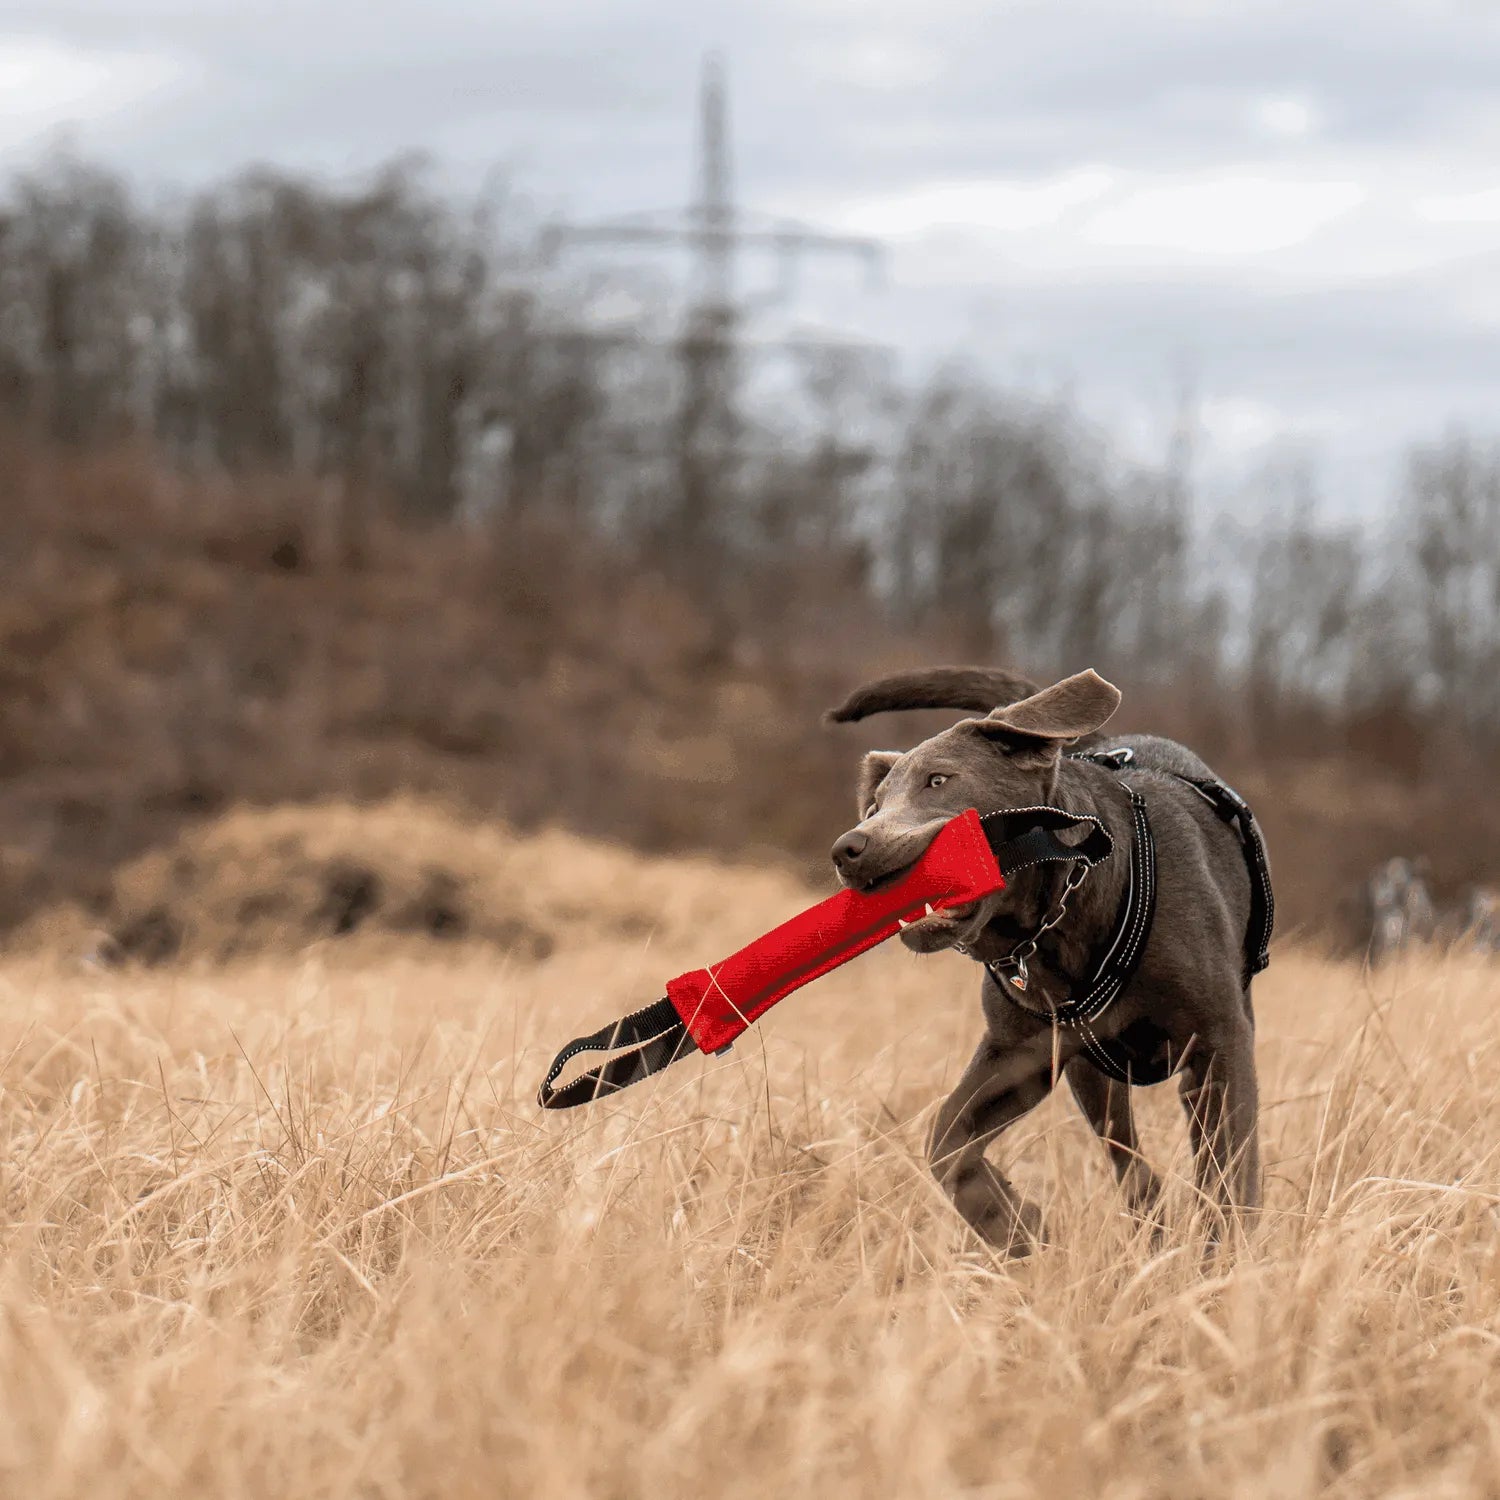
[858,751,901,813]
[971,669,1121,744]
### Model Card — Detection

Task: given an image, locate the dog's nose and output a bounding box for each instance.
[831,827,870,877]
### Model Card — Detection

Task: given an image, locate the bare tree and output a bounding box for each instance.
[1407,435,1500,738]
[2,149,1498,773]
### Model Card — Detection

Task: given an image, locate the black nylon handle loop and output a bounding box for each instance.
[982,807,1114,876]
[536,997,699,1110]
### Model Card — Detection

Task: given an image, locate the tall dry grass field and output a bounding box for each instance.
[2,816,1499,1498]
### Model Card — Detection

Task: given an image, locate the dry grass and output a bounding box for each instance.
[14,799,754,967]
[2,822,1500,1498]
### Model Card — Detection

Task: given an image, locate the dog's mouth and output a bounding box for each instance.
[843,853,985,951]
[894,899,981,952]
[844,855,906,895]
[852,858,978,912]
[892,897,978,930]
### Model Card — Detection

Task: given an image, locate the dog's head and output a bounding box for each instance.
[827,668,1121,953]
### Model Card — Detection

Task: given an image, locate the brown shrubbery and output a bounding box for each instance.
[20,801,551,966]
[1,437,1497,961]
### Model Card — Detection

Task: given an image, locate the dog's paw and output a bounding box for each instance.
[977,1198,1046,1259]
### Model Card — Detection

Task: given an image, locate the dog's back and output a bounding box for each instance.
[1075,733,1270,991]
[1080,731,1220,784]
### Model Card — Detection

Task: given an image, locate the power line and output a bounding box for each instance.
[539,52,890,553]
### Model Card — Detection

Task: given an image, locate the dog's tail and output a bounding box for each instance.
[824,667,1041,724]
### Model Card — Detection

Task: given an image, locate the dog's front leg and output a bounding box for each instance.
[1179,1015,1260,1232]
[1065,1058,1162,1218]
[928,1040,1057,1256]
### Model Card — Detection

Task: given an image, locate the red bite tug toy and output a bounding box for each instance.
[668,810,1000,1056]
[537,805,1112,1110]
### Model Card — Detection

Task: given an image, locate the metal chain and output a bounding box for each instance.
[1007,860,1091,968]
[965,861,1091,989]
[955,859,1093,974]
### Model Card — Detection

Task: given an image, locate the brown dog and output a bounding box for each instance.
[826,666,1266,1252]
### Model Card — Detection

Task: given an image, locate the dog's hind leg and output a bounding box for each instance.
[1065,1058,1161,1217]
[1178,1012,1261,1233]
[928,1041,1056,1256]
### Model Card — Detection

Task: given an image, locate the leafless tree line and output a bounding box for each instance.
[2,154,1497,760]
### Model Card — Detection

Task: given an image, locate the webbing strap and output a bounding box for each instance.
[1022,747,1274,1086]
[1077,1022,1189,1087]
[536,997,697,1110]
[1173,775,1275,979]
[981,806,1114,876]
[1075,747,1272,981]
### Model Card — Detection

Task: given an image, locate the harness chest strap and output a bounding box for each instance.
[991,748,1274,1086]
[1075,748,1273,981]
[986,782,1163,1086]
[536,805,1113,1110]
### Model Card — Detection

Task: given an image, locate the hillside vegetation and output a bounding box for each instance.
[4,444,1497,959]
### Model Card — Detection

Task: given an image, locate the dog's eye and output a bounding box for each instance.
[927,774,950,789]
[864,802,877,819]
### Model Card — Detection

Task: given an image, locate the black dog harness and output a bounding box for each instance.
[982,747,1274,1086]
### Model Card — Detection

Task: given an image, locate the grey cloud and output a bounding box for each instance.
[27,1,1500,190]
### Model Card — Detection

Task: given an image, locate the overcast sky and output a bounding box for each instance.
[4,0,1499,516]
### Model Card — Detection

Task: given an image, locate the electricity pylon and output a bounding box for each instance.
[541,52,887,556]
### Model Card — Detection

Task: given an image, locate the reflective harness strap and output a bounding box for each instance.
[1080,749,1272,979]
[986,784,1161,1086]
[1171,775,1275,980]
